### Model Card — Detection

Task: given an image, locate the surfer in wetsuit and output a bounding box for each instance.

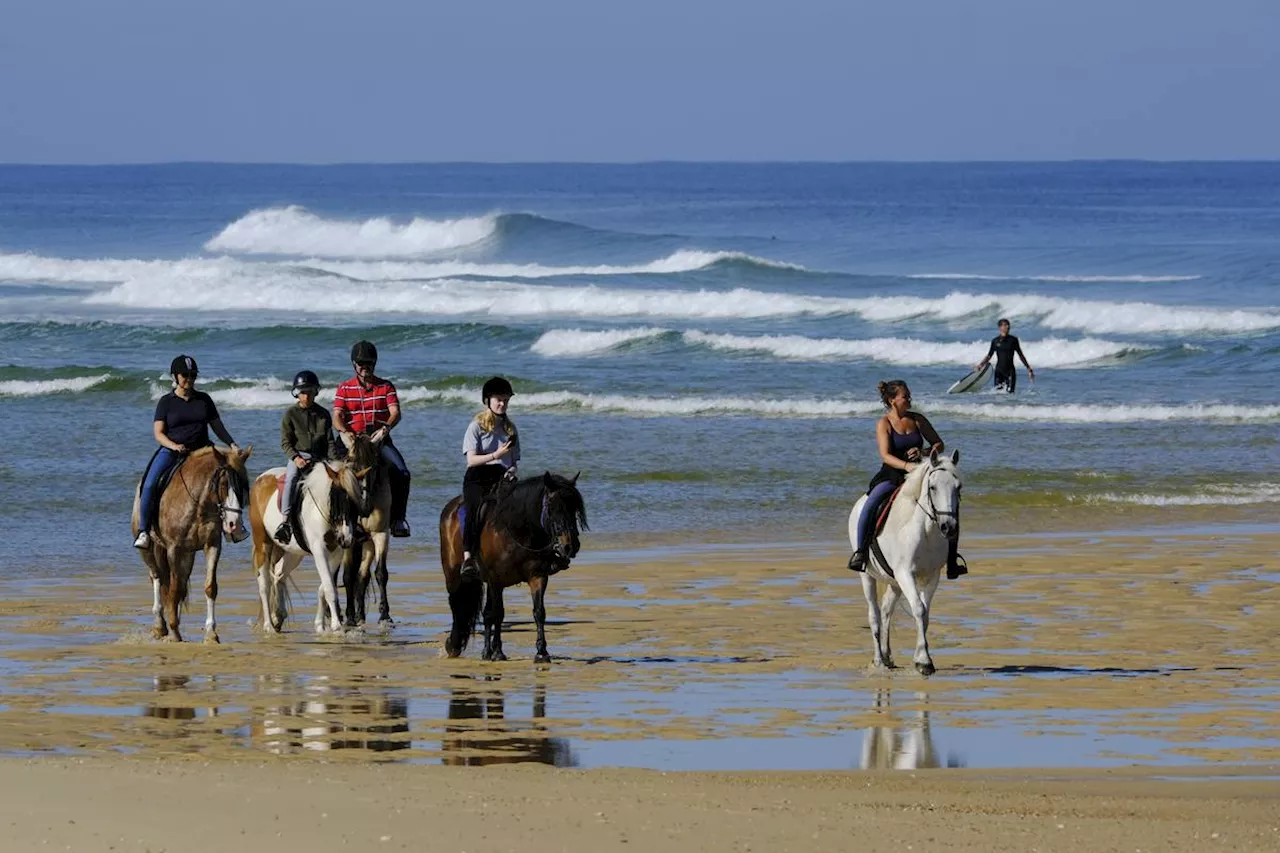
[975,318,1034,393]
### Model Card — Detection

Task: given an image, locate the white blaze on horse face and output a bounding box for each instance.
[930,466,961,539]
[222,485,245,540]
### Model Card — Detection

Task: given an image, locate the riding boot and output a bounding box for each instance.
[847,549,868,573]
[946,540,968,579]
[133,530,152,549]
[389,475,410,538]
[461,555,481,581]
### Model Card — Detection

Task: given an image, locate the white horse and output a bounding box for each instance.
[847,447,962,675]
[249,459,366,634]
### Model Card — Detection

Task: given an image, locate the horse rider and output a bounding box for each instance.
[333,340,412,537]
[274,369,335,545]
[460,376,520,579]
[848,379,968,579]
[134,355,241,549]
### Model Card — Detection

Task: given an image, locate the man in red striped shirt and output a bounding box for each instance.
[334,340,412,537]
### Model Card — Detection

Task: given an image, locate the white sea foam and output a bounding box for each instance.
[1082,485,1280,506]
[681,331,1146,367]
[934,402,1280,423]
[4,249,1277,335]
[0,374,113,397]
[532,328,670,356]
[907,273,1201,283]
[305,249,806,280]
[204,206,499,258]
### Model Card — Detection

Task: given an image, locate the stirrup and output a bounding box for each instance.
[273,522,292,545]
[847,550,867,573]
[947,553,969,580]
[391,519,411,538]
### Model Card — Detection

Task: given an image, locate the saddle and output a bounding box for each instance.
[866,485,904,579]
[141,450,188,530]
[275,472,310,552]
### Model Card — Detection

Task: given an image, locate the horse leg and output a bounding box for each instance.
[482,583,507,662]
[879,584,903,669]
[860,573,888,669]
[202,543,222,644]
[256,561,278,634]
[529,575,550,663]
[165,547,194,643]
[312,549,343,633]
[372,532,392,625]
[146,550,169,639]
[896,572,934,676]
[342,544,364,628]
[270,552,299,632]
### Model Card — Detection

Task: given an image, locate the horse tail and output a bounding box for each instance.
[447,577,483,655]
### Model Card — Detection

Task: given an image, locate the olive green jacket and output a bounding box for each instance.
[281,403,333,460]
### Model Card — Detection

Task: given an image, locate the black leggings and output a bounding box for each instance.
[463,465,506,554]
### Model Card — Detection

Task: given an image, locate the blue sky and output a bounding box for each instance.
[2,0,1277,163]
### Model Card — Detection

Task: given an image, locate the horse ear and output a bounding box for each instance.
[240,444,253,460]
[571,471,580,486]
[951,449,960,465]
[929,445,941,465]
[354,466,372,479]
[543,472,555,490]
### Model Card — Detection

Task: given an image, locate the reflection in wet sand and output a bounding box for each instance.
[142,675,219,722]
[250,675,411,755]
[444,676,576,767]
[860,690,964,770]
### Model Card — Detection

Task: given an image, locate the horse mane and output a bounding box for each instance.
[491,473,588,533]
[883,461,931,532]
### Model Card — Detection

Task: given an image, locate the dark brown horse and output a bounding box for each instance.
[439,472,587,662]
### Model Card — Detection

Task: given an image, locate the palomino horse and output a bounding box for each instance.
[440,472,587,662]
[847,447,962,675]
[248,457,365,634]
[340,433,394,628]
[131,445,253,643]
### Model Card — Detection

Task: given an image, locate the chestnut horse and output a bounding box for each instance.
[339,433,394,628]
[440,472,587,662]
[131,445,253,643]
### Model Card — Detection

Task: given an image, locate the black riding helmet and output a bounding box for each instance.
[291,369,320,397]
[350,340,378,365]
[482,376,515,402]
[170,354,198,376]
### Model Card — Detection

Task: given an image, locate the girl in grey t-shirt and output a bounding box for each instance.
[460,377,520,578]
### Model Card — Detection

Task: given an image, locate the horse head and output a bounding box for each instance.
[214,444,253,543]
[924,448,962,541]
[345,432,384,516]
[542,471,588,565]
[324,458,370,550]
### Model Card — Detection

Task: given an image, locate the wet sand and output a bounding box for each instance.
[2,528,1279,848]
[6,758,1279,852]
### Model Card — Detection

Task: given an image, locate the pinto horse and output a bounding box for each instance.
[248,457,366,634]
[440,472,587,662]
[847,447,962,675]
[339,433,394,628]
[131,445,253,643]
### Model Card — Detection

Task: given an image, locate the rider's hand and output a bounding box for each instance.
[503,466,518,481]
[174,444,188,454]
[371,427,388,444]
[905,462,919,473]
[294,456,311,468]
[495,440,514,458]
[905,448,921,462]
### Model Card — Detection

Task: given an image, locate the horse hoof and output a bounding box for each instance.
[534,652,551,665]
[445,640,460,658]
[151,625,168,640]
[483,651,508,662]
[204,632,220,645]
[915,661,936,677]
[378,616,395,628]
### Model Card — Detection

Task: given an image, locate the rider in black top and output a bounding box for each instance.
[976,318,1034,392]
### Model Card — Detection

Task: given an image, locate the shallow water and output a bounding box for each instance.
[1,536,1277,771]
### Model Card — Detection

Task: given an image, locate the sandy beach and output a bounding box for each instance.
[0,526,1278,849]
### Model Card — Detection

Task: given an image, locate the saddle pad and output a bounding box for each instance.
[873,485,904,539]
[276,474,286,510]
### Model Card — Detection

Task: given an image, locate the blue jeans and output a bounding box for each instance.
[139,448,184,533]
[281,453,312,518]
[857,481,898,552]
[380,442,411,523]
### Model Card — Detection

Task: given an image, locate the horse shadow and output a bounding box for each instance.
[858,688,965,770]
[442,675,577,767]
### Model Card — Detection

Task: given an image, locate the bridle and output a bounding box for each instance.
[916,464,961,537]
[509,491,576,562]
[210,463,249,536]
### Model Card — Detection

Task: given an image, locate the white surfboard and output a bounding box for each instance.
[947,363,990,394]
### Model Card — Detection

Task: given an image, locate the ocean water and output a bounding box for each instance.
[2,162,1278,573]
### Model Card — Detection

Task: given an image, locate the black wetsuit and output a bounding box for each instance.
[986,334,1025,392]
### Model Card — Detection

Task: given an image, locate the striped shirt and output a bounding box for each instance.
[333,376,399,434]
